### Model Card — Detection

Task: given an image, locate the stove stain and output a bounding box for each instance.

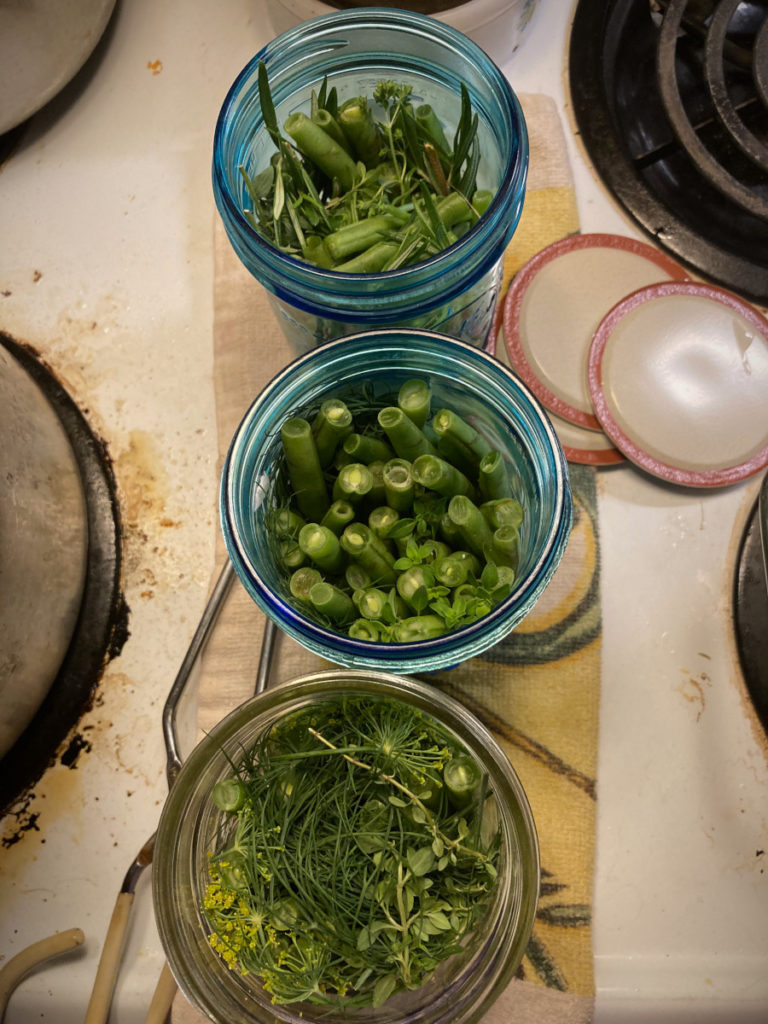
[59,733,93,769]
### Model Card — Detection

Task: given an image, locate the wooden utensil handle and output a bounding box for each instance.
[84,891,135,1024]
[144,961,178,1024]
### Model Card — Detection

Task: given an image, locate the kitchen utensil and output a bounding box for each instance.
[0,928,84,1021]
[83,560,237,1024]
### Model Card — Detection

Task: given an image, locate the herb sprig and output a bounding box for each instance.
[203,695,500,1008]
[241,64,488,272]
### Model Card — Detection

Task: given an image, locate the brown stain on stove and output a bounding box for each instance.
[676,669,711,722]
[113,429,183,599]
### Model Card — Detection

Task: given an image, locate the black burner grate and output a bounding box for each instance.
[569,0,768,304]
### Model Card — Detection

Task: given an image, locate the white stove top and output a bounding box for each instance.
[0,1,766,1021]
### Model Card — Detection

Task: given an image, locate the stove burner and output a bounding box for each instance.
[569,0,768,305]
[0,333,126,816]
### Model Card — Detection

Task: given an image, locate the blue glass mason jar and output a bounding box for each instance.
[220,329,572,674]
[212,9,528,353]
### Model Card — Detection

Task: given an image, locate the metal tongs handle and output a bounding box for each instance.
[84,561,237,1024]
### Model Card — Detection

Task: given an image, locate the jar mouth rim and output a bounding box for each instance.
[220,329,573,671]
[211,8,529,287]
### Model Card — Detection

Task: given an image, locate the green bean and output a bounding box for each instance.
[432,408,492,463]
[436,433,476,478]
[321,499,356,535]
[393,615,446,642]
[436,192,475,229]
[289,566,323,603]
[420,539,452,563]
[411,453,475,499]
[325,215,398,263]
[415,104,450,157]
[334,241,398,273]
[333,462,374,504]
[494,565,516,596]
[280,539,306,570]
[382,458,415,512]
[447,494,494,560]
[338,97,382,167]
[443,754,482,808]
[433,553,469,588]
[309,581,355,622]
[368,505,400,540]
[478,450,511,501]
[281,417,330,520]
[366,459,387,507]
[302,235,334,269]
[342,433,395,464]
[272,508,306,539]
[397,378,431,428]
[345,561,372,591]
[348,619,381,641]
[283,111,360,190]
[490,524,519,571]
[312,398,353,467]
[438,511,464,548]
[311,107,351,153]
[356,587,390,620]
[472,188,494,216]
[480,497,524,530]
[298,522,346,574]
[396,565,435,610]
[377,407,438,461]
[340,523,397,585]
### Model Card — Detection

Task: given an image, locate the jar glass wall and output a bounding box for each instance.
[212,9,528,352]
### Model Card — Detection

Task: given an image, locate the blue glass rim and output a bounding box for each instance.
[220,329,572,672]
[211,8,529,311]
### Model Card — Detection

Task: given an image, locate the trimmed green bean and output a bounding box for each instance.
[447,494,494,560]
[348,618,381,641]
[338,97,382,167]
[345,561,372,591]
[281,417,330,520]
[432,408,492,462]
[311,107,351,153]
[411,453,475,499]
[334,241,398,274]
[309,581,355,622]
[325,215,398,263]
[273,508,306,539]
[366,459,387,507]
[283,111,359,190]
[312,398,353,467]
[298,522,346,574]
[478,449,511,501]
[397,378,431,428]
[382,458,415,513]
[480,497,524,530]
[396,565,435,610]
[490,524,519,571]
[280,539,306,570]
[342,433,394,464]
[356,587,390,620]
[289,566,323,603]
[377,406,437,461]
[368,505,400,540]
[393,615,446,642]
[415,104,450,156]
[340,523,397,585]
[434,553,469,588]
[320,499,356,535]
[333,462,374,504]
[436,433,476,478]
[443,754,483,808]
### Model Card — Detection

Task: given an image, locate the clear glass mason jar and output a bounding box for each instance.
[153,670,540,1024]
[212,9,529,353]
[220,329,572,674]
